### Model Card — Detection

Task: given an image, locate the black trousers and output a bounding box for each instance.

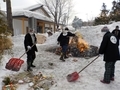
[61,45,68,53]
[27,51,36,68]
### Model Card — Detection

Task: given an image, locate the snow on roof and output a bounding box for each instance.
[24,4,43,11]
[12,10,53,22]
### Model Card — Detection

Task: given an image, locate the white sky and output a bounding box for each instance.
[0,0,115,21]
[72,0,114,21]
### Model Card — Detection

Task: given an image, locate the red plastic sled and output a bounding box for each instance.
[5,58,24,71]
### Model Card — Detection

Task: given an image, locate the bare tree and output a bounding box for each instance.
[3,0,13,35]
[41,0,72,32]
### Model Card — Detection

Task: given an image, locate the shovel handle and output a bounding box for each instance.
[19,44,35,59]
[78,55,100,74]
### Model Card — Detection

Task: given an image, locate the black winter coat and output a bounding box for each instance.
[24,33,38,54]
[99,32,119,62]
[57,32,75,46]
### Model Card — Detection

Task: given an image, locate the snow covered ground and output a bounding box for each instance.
[1,22,120,90]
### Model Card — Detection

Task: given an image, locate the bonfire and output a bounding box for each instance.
[47,31,98,58]
[69,31,89,52]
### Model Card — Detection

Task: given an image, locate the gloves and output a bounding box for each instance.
[27,46,31,50]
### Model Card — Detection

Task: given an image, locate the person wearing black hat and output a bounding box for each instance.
[24,28,38,71]
[57,27,75,61]
[112,26,120,46]
[99,28,119,84]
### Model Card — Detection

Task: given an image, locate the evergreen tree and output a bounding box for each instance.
[72,16,82,30]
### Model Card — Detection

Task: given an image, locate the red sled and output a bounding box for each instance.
[5,58,24,71]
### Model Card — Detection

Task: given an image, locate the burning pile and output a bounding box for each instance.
[69,31,89,52]
[46,31,98,58]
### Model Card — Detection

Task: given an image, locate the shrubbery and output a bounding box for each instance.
[0,10,13,60]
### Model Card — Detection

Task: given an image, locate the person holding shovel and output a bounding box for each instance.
[24,28,38,71]
[99,28,119,84]
[57,27,75,61]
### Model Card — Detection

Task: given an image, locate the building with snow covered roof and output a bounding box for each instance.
[12,4,56,35]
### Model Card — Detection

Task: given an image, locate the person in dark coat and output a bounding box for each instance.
[57,27,75,61]
[99,29,119,84]
[112,25,120,46]
[24,28,38,71]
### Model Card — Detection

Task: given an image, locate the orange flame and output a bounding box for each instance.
[69,32,89,52]
[77,38,89,52]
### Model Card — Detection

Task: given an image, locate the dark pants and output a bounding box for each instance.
[27,51,36,69]
[61,45,68,53]
[104,61,116,82]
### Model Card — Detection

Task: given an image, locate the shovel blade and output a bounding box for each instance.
[67,71,79,82]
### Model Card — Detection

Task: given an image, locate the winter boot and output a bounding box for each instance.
[100,80,110,84]
[27,68,33,72]
[31,64,36,67]
[60,53,65,62]
[64,52,69,59]
[110,77,114,81]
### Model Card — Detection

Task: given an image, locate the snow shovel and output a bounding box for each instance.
[67,55,100,82]
[5,44,35,71]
